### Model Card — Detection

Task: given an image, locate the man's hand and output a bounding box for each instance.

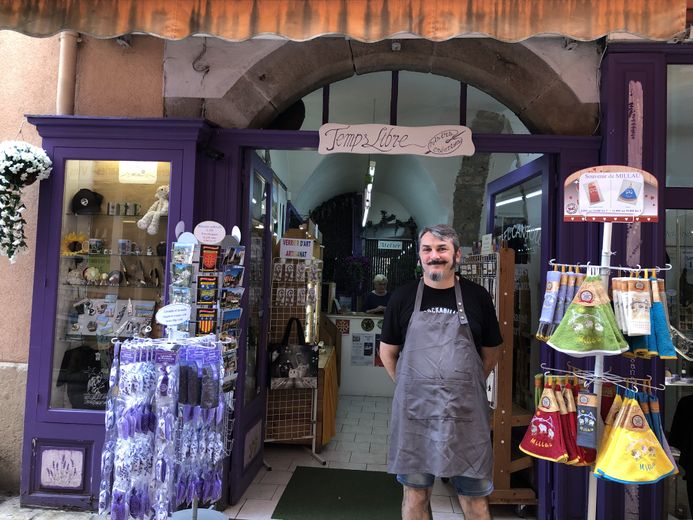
[366,305,387,314]
[480,346,499,379]
[379,342,401,382]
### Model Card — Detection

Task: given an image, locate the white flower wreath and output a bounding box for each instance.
[0,140,52,263]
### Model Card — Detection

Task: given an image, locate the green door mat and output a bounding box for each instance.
[271,466,403,520]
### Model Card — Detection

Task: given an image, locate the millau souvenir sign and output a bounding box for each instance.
[563,165,658,223]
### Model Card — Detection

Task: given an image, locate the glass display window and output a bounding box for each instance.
[52,159,171,410]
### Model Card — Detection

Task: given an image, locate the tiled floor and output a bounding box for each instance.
[223,395,537,520]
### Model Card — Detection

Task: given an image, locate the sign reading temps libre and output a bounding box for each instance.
[318,123,475,157]
[563,165,658,222]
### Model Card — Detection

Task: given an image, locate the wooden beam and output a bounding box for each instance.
[509,455,534,474]
[488,488,537,505]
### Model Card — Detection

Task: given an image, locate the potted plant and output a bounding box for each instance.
[0,140,53,262]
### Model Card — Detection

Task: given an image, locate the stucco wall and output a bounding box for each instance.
[0,31,59,491]
[75,35,164,117]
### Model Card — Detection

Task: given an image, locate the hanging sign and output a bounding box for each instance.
[194,220,226,244]
[279,238,314,259]
[378,240,402,250]
[563,165,658,222]
[318,123,475,157]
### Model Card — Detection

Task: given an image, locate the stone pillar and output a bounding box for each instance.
[452,110,507,245]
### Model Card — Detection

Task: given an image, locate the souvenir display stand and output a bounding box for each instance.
[98,335,232,520]
[460,247,537,505]
[265,257,325,462]
[526,222,678,520]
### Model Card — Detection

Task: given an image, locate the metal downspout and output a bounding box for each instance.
[56,31,78,115]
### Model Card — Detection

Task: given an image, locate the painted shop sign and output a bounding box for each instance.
[318,123,475,157]
[377,240,402,250]
[563,165,658,222]
[280,238,314,259]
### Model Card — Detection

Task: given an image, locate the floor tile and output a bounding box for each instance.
[372,426,390,435]
[320,449,353,462]
[244,483,280,500]
[327,461,367,470]
[288,458,328,472]
[354,433,377,443]
[369,442,389,453]
[431,512,464,520]
[336,441,371,452]
[223,499,246,519]
[366,463,389,472]
[259,469,293,485]
[350,451,387,465]
[333,431,356,442]
[337,416,360,426]
[431,494,454,513]
[346,411,375,419]
[432,478,455,497]
[236,498,277,520]
[341,423,373,434]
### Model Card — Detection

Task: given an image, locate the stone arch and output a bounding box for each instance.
[196,38,597,135]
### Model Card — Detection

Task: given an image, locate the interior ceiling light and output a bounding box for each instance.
[495,189,543,207]
[362,160,376,227]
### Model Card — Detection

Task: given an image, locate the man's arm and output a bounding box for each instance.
[379,342,402,382]
[480,346,499,379]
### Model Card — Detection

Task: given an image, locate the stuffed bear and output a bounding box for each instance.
[137,185,169,235]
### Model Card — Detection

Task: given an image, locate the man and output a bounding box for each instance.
[363,273,391,314]
[380,224,502,520]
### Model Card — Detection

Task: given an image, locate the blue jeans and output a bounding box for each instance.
[397,473,494,497]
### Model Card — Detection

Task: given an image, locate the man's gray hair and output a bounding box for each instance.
[373,274,388,284]
[418,224,461,253]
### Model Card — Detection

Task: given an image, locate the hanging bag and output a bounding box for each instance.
[268,317,319,389]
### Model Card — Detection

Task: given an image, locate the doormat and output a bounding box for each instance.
[271,466,402,520]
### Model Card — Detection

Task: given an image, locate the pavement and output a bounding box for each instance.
[0,494,97,519]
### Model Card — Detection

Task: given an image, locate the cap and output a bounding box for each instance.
[71,188,103,215]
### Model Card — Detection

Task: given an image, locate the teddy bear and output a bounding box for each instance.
[137,185,169,235]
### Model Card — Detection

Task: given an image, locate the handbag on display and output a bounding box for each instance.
[268,317,319,390]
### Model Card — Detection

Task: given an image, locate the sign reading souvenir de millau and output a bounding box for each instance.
[563,165,658,223]
[318,123,475,157]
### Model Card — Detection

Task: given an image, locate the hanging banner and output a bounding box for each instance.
[563,165,658,223]
[318,123,475,157]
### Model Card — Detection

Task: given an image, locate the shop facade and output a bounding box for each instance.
[1,2,692,519]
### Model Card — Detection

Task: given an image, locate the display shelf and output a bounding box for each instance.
[61,254,167,259]
[65,213,168,218]
[61,285,162,291]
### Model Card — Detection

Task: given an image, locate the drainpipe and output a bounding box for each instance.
[56,30,78,115]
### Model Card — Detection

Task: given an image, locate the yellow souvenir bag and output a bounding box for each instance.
[594,392,676,484]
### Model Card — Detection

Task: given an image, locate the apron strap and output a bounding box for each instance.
[414,278,469,325]
[454,277,469,325]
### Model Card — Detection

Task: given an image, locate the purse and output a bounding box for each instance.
[268,317,319,389]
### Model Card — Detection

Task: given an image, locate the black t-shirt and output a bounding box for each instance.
[362,291,391,312]
[381,277,503,351]
[57,345,110,410]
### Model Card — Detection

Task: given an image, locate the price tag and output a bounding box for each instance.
[194,221,226,244]
[155,303,191,326]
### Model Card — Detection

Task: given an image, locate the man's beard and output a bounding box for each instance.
[425,260,455,282]
[429,271,443,282]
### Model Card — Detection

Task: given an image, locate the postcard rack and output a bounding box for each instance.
[460,247,536,505]
[265,258,324,462]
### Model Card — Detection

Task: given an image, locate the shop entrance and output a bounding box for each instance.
[221,128,601,517]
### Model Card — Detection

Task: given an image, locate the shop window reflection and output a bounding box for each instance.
[492,175,542,412]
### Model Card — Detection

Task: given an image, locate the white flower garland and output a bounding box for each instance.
[0,140,52,263]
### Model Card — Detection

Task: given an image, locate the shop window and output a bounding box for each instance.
[328,71,391,126]
[396,71,461,126]
[52,160,171,410]
[666,65,693,187]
